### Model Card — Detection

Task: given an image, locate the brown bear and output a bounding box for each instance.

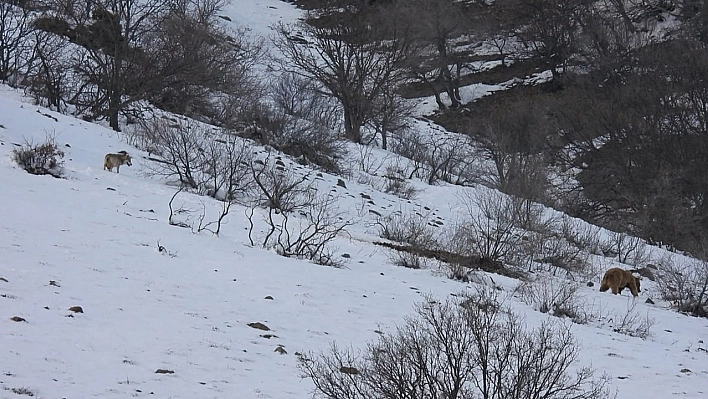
[599,268,641,297]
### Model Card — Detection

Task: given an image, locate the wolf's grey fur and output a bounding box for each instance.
[104,152,132,173]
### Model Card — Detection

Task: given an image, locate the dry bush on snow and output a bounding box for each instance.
[385,248,431,269]
[377,211,439,249]
[247,192,352,267]
[377,210,440,269]
[248,155,316,214]
[260,72,346,174]
[517,228,592,279]
[454,189,524,264]
[12,136,65,178]
[516,277,594,324]
[390,129,480,186]
[136,117,253,200]
[381,166,420,200]
[603,300,655,339]
[600,231,650,267]
[655,257,708,318]
[300,287,612,399]
[136,118,212,190]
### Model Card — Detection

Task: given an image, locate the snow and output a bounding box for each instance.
[2,2,708,399]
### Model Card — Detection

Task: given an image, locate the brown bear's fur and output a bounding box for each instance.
[599,268,641,297]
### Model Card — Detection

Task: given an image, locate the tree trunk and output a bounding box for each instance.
[343,109,362,144]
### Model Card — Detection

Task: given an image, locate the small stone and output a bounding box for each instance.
[645,298,655,305]
[586,281,594,287]
[264,295,274,300]
[341,253,351,258]
[248,322,270,331]
[49,280,60,287]
[337,179,347,188]
[274,346,287,355]
[680,368,692,374]
[11,316,26,322]
[155,369,175,374]
[69,306,84,313]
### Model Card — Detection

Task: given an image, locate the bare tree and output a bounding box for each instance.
[395,0,471,109]
[45,0,169,130]
[0,1,35,84]
[273,2,414,143]
[472,99,550,203]
[142,0,264,124]
[43,0,262,131]
[26,28,71,111]
[517,0,589,88]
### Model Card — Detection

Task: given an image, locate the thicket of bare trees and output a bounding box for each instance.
[16,0,262,131]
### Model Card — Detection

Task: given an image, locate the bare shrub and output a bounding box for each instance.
[249,155,316,214]
[386,249,430,269]
[200,134,253,201]
[136,117,253,200]
[377,210,439,250]
[656,257,708,317]
[601,232,650,266]
[603,300,655,339]
[516,277,593,324]
[520,229,592,278]
[264,73,345,173]
[300,287,612,399]
[391,128,479,185]
[12,135,65,178]
[559,216,602,256]
[382,166,419,200]
[247,193,353,267]
[136,117,213,190]
[455,189,524,263]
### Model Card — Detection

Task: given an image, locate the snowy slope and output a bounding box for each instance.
[2,79,708,399]
[2,1,708,398]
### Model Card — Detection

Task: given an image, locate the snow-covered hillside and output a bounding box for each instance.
[2,1,708,398]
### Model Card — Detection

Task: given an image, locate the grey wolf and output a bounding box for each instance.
[103,151,132,173]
